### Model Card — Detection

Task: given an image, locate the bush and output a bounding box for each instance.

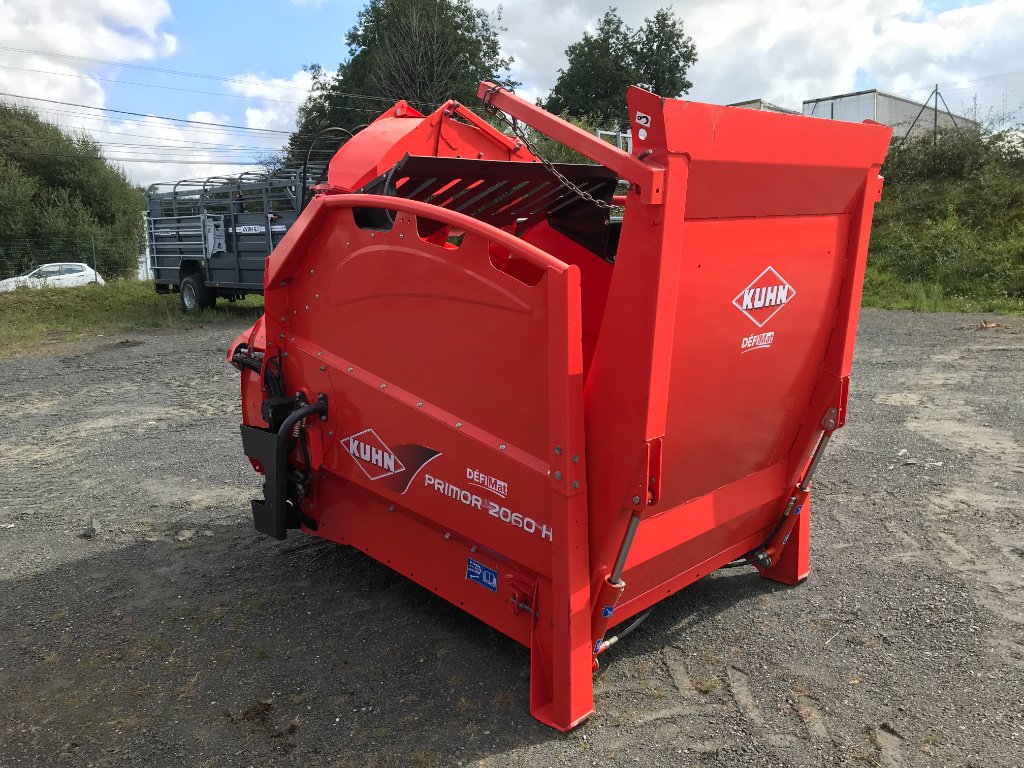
[868,123,1024,308]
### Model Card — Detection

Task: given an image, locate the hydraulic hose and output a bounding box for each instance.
[264,354,284,400]
[275,399,327,482]
[597,608,655,655]
[230,345,263,374]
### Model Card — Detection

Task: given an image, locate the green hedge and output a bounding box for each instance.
[867,125,1024,311]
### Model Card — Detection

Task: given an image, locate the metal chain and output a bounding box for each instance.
[486,105,621,211]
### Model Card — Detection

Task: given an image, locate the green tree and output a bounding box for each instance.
[0,104,144,279]
[545,7,697,128]
[634,9,696,99]
[286,0,515,165]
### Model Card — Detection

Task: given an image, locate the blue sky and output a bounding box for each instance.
[2,0,1021,185]
[129,2,351,117]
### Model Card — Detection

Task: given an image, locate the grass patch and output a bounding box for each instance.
[0,279,263,359]
[862,264,1024,314]
[864,125,1024,313]
[692,676,721,695]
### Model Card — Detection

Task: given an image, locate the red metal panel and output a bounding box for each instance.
[258,194,592,729]
[520,220,612,374]
[659,214,851,505]
[282,208,553,458]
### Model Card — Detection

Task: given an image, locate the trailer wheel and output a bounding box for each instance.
[179,274,215,312]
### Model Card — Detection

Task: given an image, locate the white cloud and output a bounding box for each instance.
[99,111,258,188]
[225,70,314,132]
[481,0,1024,114]
[0,0,176,66]
[0,0,311,186]
[0,0,177,110]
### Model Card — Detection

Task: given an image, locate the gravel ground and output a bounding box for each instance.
[1,309,1021,768]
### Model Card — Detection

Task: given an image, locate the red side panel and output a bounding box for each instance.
[260,195,594,730]
[661,214,851,505]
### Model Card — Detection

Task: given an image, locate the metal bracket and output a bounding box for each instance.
[508,576,539,619]
[239,394,328,540]
[822,407,839,432]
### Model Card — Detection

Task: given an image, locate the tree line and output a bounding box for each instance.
[0,1,695,275]
[286,1,696,163]
[0,104,144,279]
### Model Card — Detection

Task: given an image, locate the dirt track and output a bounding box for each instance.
[1,309,1022,768]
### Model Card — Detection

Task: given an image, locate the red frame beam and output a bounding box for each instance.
[477,82,664,204]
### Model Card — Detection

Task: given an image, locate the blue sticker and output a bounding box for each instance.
[601,605,615,618]
[466,557,498,592]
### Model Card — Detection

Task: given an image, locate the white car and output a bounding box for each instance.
[0,263,105,292]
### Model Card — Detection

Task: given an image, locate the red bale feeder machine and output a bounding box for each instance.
[228,82,892,731]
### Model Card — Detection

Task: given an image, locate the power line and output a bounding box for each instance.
[4,148,264,165]
[0,63,307,105]
[2,131,268,150]
[3,134,273,153]
[21,106,295,140]
[40,121,255,142]
[0,45,313,93]
[0,44,436,107]
[107,158,264,165]
[0,91,295,134]
[6,97,391,142]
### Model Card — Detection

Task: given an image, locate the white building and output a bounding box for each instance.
[802,89,978,138]
[728,99,800,115]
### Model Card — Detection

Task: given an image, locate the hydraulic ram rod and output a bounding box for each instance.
[591,513,642,654]
[755,430,833,569]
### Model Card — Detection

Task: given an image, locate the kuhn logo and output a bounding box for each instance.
[341,428,405,480]
[733,267,796,327]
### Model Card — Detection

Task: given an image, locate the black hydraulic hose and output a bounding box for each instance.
[298,425,312,470]
[276,400,327,480]
[264,354,284,399]
[613,608,653,643]
[230,347,262,375]
[296,424,313,485]
[599,608,655,655]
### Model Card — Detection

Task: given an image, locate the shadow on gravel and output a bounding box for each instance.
[1,522,774,767]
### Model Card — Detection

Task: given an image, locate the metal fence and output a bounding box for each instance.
[589,73,1023,162]
[901,72,1024,131]
[0,237,146,283]
[802,72,1024,138]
